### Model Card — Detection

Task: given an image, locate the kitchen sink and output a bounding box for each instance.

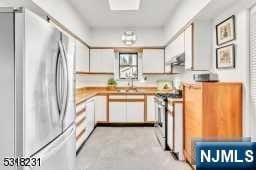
[118,88,144,93]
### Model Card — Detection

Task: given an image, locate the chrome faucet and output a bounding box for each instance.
[127,78,137,92]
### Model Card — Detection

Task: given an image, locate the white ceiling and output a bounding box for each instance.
[69,0,180,28]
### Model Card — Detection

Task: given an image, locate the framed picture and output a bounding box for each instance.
[216,15,236,45]
[216,44,235,69]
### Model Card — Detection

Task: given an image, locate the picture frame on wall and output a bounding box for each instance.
[216,15,236,45]
[216,44,235,69]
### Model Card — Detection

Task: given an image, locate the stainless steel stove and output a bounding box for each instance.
[154,90,182,150]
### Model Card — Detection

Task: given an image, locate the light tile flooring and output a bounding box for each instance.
[77,127,191,170]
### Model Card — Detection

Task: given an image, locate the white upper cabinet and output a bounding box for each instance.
[75,41,89,72]
[142,49,165,73]
[165,33,185,73]
[90,49,115,73]
[184,25,193,70]
[165,33,185,63]
[184,21,212,70]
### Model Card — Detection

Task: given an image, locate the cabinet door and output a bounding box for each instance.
[142,49,165,73]
[95,96,107,122]
[90,49,115,73]
[184,25,193,70]
[147,96,155,122]
[109,102,126,122]
[75,41,90,72]
[174,33,185,57]
[184,84,203,163]
[85,100,95,136]
[167,113,174,151]
[126,102,144,122]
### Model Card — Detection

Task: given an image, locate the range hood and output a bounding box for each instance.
[166,52,185,66]
[165,52,185,74]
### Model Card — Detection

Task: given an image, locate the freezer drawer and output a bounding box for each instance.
[29,125,76,170]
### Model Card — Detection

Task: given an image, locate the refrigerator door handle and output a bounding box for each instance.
[56,46,62,114]
[58,41,69,121]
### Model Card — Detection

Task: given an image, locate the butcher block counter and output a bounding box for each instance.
[76,87,170,105]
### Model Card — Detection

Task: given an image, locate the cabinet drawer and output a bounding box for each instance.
[76,132,86,151]
[76,102,86,113]
[75,114,86,126]
[109,95,126,99]
[76,124,85,138]
[126,95,144,99]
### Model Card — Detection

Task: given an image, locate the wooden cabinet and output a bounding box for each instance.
[90,49,115,73]
[142,49,165,73]
[126,102,144,122]
[146,96,155,122]
[184,21,212,70]
[183,83,242,164]
[95,96,107,122]
[109,102,126,122]
[75,41,90,72]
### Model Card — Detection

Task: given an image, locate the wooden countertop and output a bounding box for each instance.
[76,87,171,105]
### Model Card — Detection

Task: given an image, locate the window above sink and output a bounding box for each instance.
[119,53,138,80]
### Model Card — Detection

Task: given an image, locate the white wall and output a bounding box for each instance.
[164,0,211,43]
[212,8,251,138]
[76,74,175,88]
[90,27,165,47]
[32,0,91,44]
[0,0,92,44]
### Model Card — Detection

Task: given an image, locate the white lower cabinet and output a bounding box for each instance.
[95,96,107,122]
[75,98,96,152]
[167,113,174,151]
[146,96,155,122]
[126,102,144,122]
[109,102,126,122]
[109,95,146,123]
[167,101,184,160]
[85,99,95,138]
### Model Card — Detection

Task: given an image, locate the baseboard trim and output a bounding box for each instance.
[76,126,96,155]
[96,122,155,127]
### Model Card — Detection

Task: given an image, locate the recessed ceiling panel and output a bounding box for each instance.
[108,0,141,10]
[69,0,180,28]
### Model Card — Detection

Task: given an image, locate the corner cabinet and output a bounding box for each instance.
[90,49,115,73]
[142,49,165,73]
[183,83,242,164]
[184,21,212,71]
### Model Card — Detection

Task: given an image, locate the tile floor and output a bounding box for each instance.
[77,127,191,170]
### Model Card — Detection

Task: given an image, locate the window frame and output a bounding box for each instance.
[119,52,139,80]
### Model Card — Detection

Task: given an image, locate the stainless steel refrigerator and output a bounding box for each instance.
[0,7,76,170]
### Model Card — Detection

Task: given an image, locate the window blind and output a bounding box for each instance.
[250,6,256,105]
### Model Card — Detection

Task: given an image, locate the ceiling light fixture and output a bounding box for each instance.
[122,31,137,46]
[108,0,141,11]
